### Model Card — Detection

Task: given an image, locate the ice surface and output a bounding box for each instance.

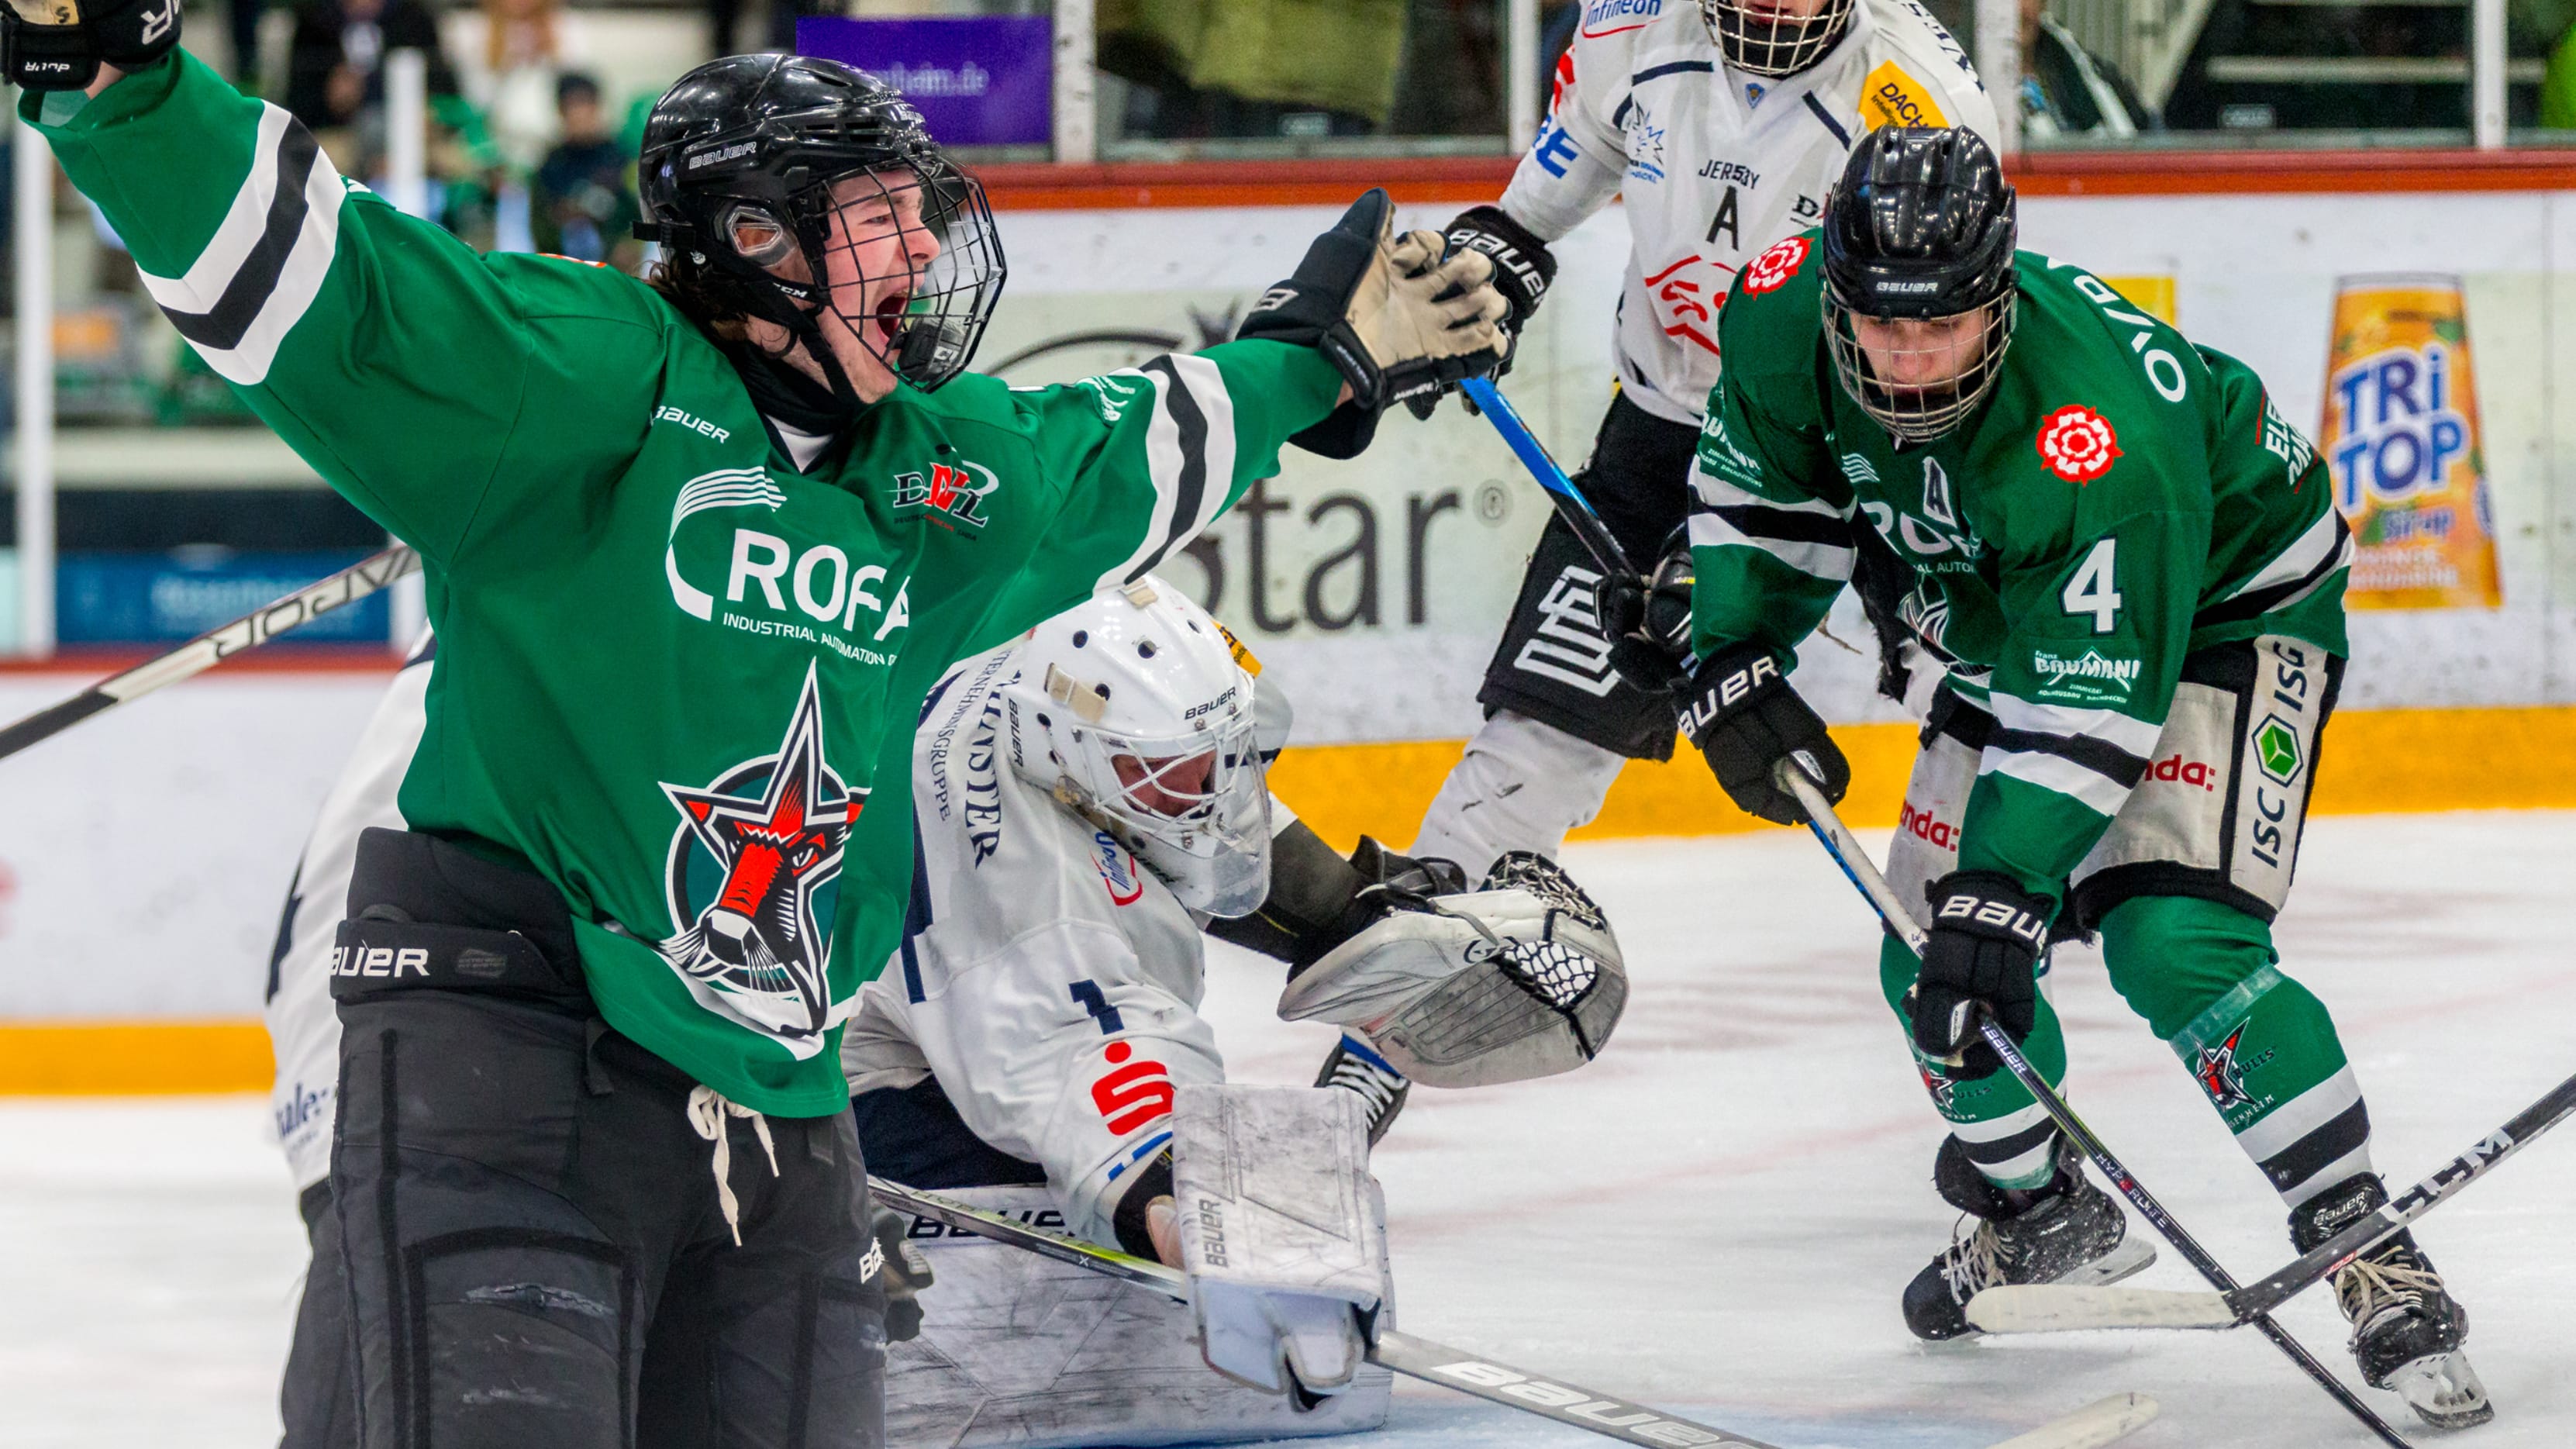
[7,812,2574,1447]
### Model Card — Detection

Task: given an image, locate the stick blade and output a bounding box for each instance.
[1968,1285,2236,1333]
[1983,1392,2160,1449]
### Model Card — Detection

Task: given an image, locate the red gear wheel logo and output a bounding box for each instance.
[2036,404,2123,483]
[1742,236,1810,295]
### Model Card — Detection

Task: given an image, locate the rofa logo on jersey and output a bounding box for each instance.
[654,661,862,1052]
[1549,50,1577,112]
[1743,236,1809,295]
[1859,62,1950,131]
[891,459,999,534]
[2037,404,2123,483]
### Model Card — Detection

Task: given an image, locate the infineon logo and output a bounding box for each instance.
[1581,0,1660,35]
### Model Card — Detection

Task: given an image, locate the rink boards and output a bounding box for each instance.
[12,174,2576,1086]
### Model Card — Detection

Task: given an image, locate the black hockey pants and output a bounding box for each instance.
[290,829,886,1449]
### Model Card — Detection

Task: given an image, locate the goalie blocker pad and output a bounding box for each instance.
[1172,1085,1392,1398]
[1276,852,1626,1088]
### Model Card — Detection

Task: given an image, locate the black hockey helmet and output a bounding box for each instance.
[636,53,1005,402]
[1699,0,1857,79]
[1820,126,2017,443]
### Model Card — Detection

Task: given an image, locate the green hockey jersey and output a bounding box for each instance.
[29,56,1343,1116]
[1692,233,2349,905]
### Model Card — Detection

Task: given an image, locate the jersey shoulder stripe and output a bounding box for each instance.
[139,102,345,385]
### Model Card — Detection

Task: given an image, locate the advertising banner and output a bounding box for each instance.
[2317,274,2504,609]
[796,17,1054,147]
[55,549,389,646]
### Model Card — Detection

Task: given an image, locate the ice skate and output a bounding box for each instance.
[2293,1175,2493,1430]
[1904,1139,2156,1341]
[1316,1033,1410,1145]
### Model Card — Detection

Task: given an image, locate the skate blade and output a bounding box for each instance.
[2389,1350,2495,1430]
[2057,1233,2157,1289]
[1981,1391,2159,1449]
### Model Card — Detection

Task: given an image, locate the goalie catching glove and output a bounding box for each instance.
[1276,851,1626,1088]
[1236,188,1510,459]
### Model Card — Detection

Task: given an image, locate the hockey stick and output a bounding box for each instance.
[1771,759,2418,1449]
[0,543,422,766]
[867,1175,2157,1449]
[1460,377,1636,580]
[1972,1064,2576,1333]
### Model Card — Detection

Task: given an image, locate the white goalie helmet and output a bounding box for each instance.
[1000,578,1272,917]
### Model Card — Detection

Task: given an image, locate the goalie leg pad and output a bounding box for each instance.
[1172,1085,1391,1397]
[1275,852,1626,1088]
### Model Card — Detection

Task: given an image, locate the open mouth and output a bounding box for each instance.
[871,287,914,352]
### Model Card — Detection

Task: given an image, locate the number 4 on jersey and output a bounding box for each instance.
[2062,538,2123,633]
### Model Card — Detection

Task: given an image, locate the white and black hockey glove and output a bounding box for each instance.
[1276,851,1626,1088]
[1236,188,1509,459]
[1910,871,2052,1077]
[1678,639,1849,826]
[1405,204,1557,418]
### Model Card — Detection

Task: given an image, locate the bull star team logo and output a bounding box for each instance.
[1743,236,1809,295]
[657,662,862,1046]
[2036,404,2123,484]
[2193,1023,2256,1109]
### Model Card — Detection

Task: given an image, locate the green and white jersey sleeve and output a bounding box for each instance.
[912,342,1340,661]
[1688,243,1857,664]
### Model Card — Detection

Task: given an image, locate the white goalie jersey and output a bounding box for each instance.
[1506,0,1998,425]
[840,640,1229,1248]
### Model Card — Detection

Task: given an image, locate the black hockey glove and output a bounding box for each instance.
[1909,871,2052,1078]
[1678,640,1848,825]
[1592,524,1695,693]
[3,0,181,91]
[1236,188,1509,459]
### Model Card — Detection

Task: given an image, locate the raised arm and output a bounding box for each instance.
[29,53,661,565]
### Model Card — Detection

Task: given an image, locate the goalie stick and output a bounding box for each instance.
[1971,1064,2576,1333]
[0,543,421,766]
[867,1176,2157,1449]
[1772,759,2418,1449]
[1460,377,1636,580]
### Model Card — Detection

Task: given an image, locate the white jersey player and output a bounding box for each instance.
[844,579,1628,1447]
[1415,0,1998,877]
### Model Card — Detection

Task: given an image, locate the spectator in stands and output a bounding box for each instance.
[459,0,592,174]
[709,0,827,60]
[531,73,640,270]
[284,0,458,176]
[1099,0,1411,138]
[2018,0,2159,140]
